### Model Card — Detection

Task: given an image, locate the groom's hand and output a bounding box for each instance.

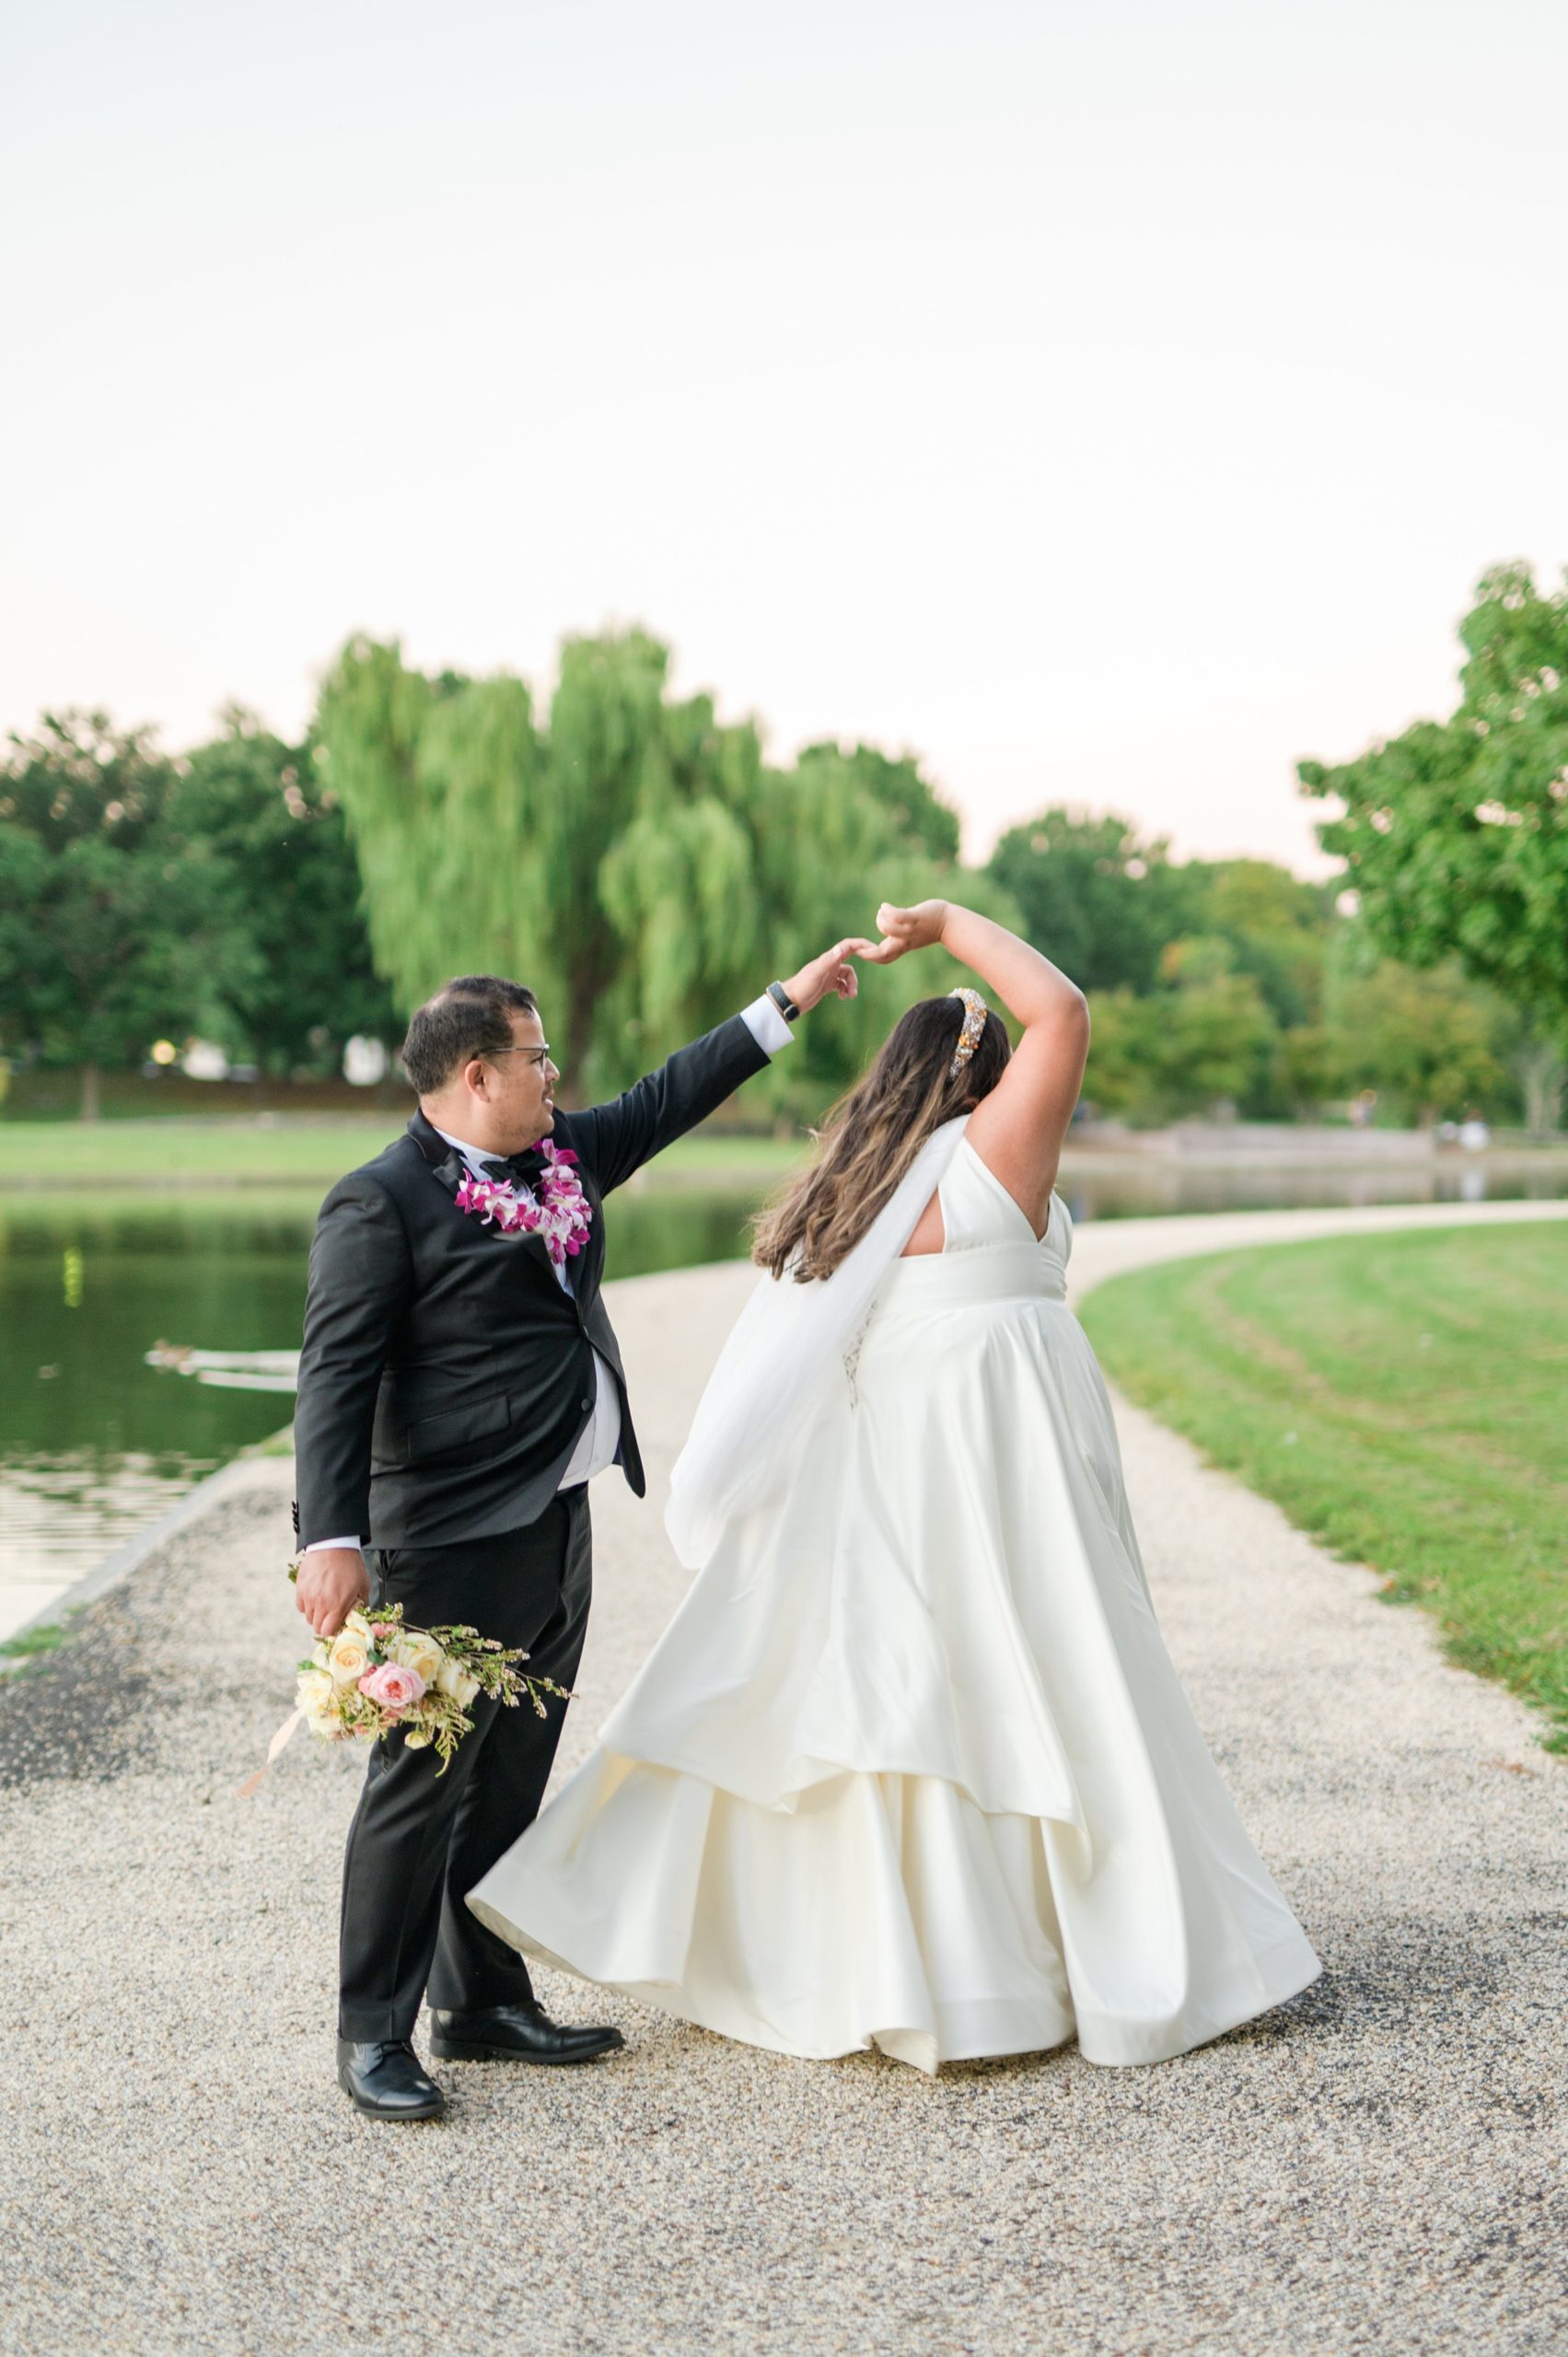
[296,1547,371,1640]
[780,939,868,1014]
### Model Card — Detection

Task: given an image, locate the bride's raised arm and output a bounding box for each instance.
[862,899,1090,1233]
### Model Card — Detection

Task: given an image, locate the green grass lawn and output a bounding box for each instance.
[1079,1224,1568,1752]
[0,1119,811,1192]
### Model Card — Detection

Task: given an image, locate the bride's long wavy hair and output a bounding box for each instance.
[750,993,1011,1283]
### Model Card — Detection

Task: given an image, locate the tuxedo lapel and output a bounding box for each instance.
[569,1162,605,1323]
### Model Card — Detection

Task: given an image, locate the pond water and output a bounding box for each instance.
[3,1156,1564,1639]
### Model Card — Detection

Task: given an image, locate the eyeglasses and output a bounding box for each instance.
[486,1043,553,1071]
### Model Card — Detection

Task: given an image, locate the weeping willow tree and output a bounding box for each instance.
[315,637,552,1014]
[316,626,1021,1111]
[318,631,678,1094]
[597,682,767,1071]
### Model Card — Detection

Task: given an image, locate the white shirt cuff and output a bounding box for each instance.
[304,1537,365,1554]
[740,991,796,1055]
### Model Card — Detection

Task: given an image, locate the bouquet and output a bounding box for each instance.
[240,1589,572,1795]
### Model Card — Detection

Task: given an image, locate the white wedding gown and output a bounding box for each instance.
[468,1137,1321,2073]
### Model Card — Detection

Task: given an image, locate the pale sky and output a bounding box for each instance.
[5,0,1564,877]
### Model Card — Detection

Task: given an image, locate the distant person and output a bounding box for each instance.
[471,900,1321,2075]
[292,943,863,2119]
[1459,1113,1492,1152]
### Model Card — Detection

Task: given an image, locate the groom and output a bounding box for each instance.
[293,947,859,2119]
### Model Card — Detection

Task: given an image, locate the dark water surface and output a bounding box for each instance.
[4,1158,1564,1611]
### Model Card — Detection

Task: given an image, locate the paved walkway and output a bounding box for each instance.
[3,1200,1566,2356]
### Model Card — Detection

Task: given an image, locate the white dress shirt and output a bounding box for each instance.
[307,991,796,1556]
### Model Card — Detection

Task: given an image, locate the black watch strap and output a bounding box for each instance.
[767,979,800,1024]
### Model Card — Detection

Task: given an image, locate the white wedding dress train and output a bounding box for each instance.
[468,1137,1321,2073]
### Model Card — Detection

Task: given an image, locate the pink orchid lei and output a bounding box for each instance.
[453,1140,592,1270]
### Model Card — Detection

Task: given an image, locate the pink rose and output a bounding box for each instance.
[358,1662,425,1711]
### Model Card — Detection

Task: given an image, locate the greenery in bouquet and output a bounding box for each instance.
[288,1590,570,1773]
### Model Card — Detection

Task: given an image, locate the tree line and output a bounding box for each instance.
[2,566,1563,1129]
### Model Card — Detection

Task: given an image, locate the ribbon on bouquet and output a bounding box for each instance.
[236,1708,304,1799]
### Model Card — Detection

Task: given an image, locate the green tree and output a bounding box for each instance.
[1149,938,1277,1120]
[1272,1024,1345,1120]
[1077,987,1156,1118]
[1085,940,1277,1124]
[168,709,399,1076]
[0,713,259,1116]
[593,668,768,1085]
[993,813,1344,1118]
[796,742,961,864]
[318,631,735,1099]
[1299,563,1568,1089]
[1320,925,1506,1126]
[1201,860,1333,1033]
[985,808,1211,995]
[315,641,552,1028]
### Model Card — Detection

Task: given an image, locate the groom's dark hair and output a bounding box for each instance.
[402,975,540,1096]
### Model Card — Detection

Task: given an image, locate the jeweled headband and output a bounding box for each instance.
[948,987,988,1078]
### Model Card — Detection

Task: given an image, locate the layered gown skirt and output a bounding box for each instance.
[468,1149,1322,2073]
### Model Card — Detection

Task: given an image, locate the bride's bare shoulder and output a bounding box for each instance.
[963,1006,1089,1238]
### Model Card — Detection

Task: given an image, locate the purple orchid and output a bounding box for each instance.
[453,1151,592,1265]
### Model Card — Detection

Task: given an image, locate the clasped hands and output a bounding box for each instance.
[779,899,949,1008]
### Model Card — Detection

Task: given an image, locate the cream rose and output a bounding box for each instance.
[296,1666,337,1723]
[327,1632,370,1687]
[436,1655,481,1709]
[341,1608,375,1647]
[394,1632,445,1688]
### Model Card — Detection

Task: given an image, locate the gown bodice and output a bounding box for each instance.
[867,1138,1073,1321]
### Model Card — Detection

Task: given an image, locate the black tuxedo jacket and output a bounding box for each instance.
[292,1012,770,1551]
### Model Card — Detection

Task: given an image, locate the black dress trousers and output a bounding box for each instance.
[337,1487,593,2042]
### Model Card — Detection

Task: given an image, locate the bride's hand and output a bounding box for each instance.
[858,900,950,963]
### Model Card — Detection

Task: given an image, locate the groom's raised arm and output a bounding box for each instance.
[571,992,795,1198]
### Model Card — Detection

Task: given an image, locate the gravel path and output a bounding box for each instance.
[3,1203,1566,2357]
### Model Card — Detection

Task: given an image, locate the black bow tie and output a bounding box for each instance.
[479,1150,546,1186]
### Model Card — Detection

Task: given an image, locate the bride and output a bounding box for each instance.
[468,899,1322,2073]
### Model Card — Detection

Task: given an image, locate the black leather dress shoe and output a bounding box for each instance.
[428,2000,625,2065]
[336,2038,447,2119]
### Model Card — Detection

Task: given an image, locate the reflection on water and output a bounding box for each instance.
[2,1157,1564,1624]
[1,1448,226,1574]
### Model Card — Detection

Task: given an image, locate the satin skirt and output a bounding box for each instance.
[468,1250,1321,2073]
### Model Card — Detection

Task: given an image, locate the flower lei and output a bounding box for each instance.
[453,1140,592,1270]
